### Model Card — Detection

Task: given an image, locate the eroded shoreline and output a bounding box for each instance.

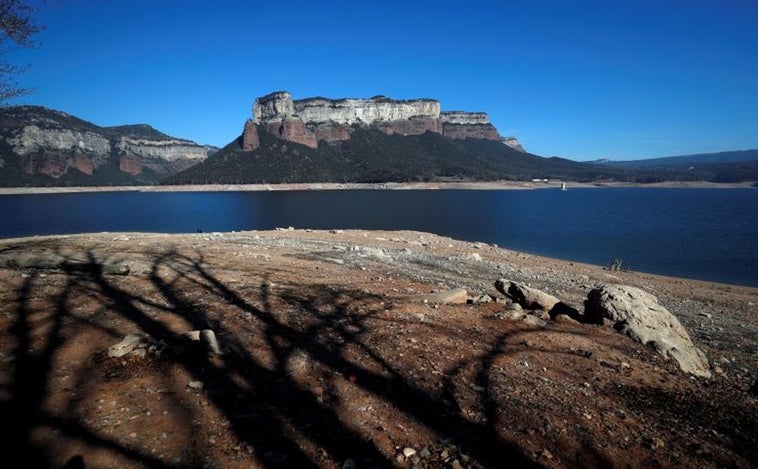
[0,180,755,195]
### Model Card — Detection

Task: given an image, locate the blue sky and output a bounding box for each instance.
[8,0,758,160]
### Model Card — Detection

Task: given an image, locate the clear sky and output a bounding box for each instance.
[8,0,758,160]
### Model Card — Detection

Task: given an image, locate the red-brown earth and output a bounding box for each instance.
[0,230,755,468]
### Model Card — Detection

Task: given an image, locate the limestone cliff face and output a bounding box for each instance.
[0,107,215,182]
[243,91,522,151]
[501,137,525,152]
[9,125,112,155]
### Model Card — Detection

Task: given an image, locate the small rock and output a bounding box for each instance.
[182,329,222,355]
[522,315,547,328]
[330,229,344,234]
[402,447,416,458]
[418,447,430,458]
[421,288,468,305]
[107,333,150,358]
[342,459,356,469]
[187,380,204,390]
[472,293,493,304]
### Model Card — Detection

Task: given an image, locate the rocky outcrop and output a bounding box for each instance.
[242,120,260,151]
[585,285,711,378]
[263,118,319,149]
[253,92,441,126]
[501,137,524,152]
[0,106,215,184]
[242,91,520,151]
[9,125,112,155]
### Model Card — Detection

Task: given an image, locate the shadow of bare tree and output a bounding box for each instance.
[1,244,754,468]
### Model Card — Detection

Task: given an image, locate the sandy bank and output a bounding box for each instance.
[0,180,755,194]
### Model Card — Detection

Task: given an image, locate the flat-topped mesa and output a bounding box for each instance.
[243,91,518,151]
[253,91,440,125]
[440,111,491,125]
[440,110,500,141]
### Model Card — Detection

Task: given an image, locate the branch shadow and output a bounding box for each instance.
[0,245,652,468]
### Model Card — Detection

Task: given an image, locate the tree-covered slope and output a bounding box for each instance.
[165,127,631,185]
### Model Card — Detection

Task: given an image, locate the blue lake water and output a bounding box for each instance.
[1,188,757,287]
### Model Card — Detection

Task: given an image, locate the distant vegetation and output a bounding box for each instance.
[165,127,758,185]
[165,127,633,185]
[594,149,758,183]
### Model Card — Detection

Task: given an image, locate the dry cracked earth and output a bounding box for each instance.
[0,229,756,469]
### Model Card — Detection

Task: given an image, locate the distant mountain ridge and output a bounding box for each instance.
[168,91,758,185]
[0,106,217,187]
[598,149,758,168]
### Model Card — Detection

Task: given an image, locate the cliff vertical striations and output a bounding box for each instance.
[0,107,217,186]
[242,91,524,152]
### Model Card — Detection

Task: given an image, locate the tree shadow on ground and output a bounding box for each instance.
[0,246,671,468]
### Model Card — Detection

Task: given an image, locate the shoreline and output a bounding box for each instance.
[0,179,755,194]
[2,229,756,289]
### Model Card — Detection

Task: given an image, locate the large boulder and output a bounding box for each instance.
[585,285,711,378]
[495,279,560,311]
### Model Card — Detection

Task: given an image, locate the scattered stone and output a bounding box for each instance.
[350,246,391,261]
[522,315,548,328]
[402,447,416,458]
[342,458,356,469]
[187,380,204,390]
[418,447,431,459]
[585,285,711,378]
[102,263,131,276]
[324,258,345,265]
[494,310,525,320]
[183,329,222,355]
[421,288,468,305]
[107,333,150,358]
[471,293,493,304]
[330,229,344,234]
[468,253,482,262]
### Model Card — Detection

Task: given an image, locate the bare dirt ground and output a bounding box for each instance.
[0,229,756,468]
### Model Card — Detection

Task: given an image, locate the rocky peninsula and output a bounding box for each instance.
[0,229,755,468]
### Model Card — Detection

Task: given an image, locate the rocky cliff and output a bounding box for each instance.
[0,107,215,186]
[243,91,524,151]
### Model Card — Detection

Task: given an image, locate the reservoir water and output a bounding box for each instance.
[1,188,757,287]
